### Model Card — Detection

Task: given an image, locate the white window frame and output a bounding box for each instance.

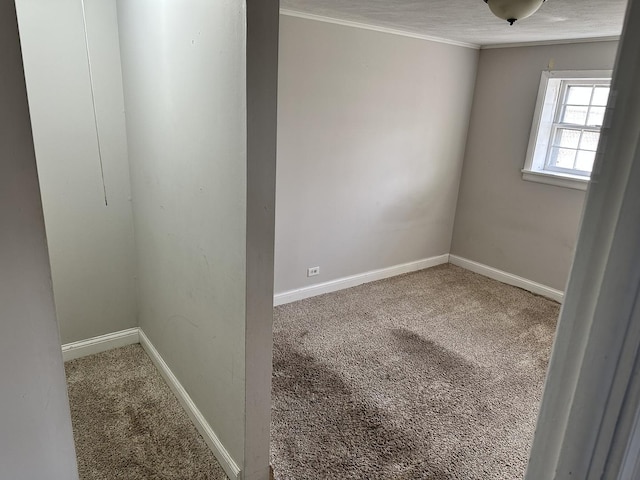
[523,70,613,191]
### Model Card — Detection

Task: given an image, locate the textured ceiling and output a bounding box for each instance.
[280,0,627,47]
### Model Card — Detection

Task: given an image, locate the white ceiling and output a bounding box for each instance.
[280,0,627,47]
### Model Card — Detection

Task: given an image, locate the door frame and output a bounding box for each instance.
[525,0,640,478]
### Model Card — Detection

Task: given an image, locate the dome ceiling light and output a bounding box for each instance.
[484,0,547,25]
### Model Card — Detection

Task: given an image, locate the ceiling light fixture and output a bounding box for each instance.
[484,0,546,25]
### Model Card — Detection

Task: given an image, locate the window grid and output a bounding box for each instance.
[544,80,610,177]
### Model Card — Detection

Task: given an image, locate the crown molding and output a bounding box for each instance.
[280,9,620,51]
[481,35,620,49]
[279,9,480,50]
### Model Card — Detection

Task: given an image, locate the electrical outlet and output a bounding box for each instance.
[307,266,320,277]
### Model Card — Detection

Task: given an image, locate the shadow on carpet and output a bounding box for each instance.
[65,344,228,480]
[271,264,560,480]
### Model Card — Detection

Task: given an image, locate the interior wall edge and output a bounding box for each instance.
[245,0,279,478]
[0,0,79,474]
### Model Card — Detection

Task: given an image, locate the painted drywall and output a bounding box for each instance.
[244,1,279,479]
[450,41,619,292]
[0,1,78,477]
[117,0,254,473]
[275,15,479,294]
[15,0,137,344]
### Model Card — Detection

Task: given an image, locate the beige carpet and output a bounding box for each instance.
[65,344,228,480]
[271,264,560,480]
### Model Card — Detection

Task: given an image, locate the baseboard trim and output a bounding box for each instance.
[274,254,450,306]
[138,329,242,480]
[449,255,564,303]
[62,328,139,362]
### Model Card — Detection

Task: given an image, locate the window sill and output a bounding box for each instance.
[521,169,590,191]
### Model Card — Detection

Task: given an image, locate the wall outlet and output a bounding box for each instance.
[307,266,320,277]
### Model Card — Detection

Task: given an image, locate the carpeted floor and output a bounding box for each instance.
[65,345,228,480]
[271,264,560,480]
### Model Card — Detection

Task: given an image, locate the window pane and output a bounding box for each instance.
[554,128,581,149]
[587,107,606,127]
[575,150,596,172]
[592,87,610,106]
[562,105,588,125]
[566,86,593,105]
[580,131,600,151]
[548,147,577,169]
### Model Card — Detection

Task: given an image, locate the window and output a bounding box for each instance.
[523,70,612,190]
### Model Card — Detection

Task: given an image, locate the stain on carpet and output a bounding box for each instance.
[273,341,450,480]
[271,264,560,480]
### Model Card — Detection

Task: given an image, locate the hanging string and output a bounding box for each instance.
[80,0,108,206]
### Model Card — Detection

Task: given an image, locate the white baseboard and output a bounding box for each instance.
[138,329,242,480]
[62,328,139,362]
[274,254,450,306]
[449,255,564,303]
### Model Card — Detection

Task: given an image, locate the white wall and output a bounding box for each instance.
[16,0,137,344]
[117,1,278,478]
[275,15,479,294]
[0,1,78,477]
[117,0,246,465]
[451,41,619,291]
[245,1,279,478]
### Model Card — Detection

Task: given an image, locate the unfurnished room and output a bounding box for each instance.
[2,1,639,480]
